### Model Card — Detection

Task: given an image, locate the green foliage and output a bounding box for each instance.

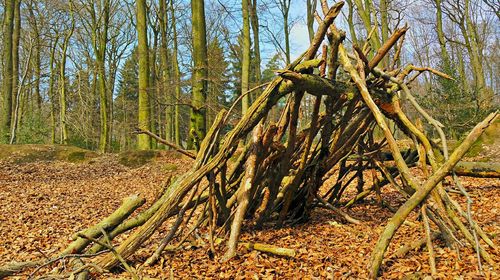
[117,48,139,101]
[227,33,260,103]
[114,49,140,151]
[418,61,492,139]
[16,111,50,144]
[207,38,232,111]
[261,53,283,83]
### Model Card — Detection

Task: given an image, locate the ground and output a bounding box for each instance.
[0,146,498,279]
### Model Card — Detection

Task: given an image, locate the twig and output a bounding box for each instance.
[452,173,483,274]
[134,128,196,159]
[27,250,110,280]
[78,231,139,280]
[315,193,361,224]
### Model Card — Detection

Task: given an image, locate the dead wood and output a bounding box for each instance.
[6,2,498,279]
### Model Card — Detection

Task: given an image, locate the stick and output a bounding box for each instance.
[369,112,497,279]
[421,205,437,276]
[134,128,196,159]
[78,230,139,280]
[216,238,295,258]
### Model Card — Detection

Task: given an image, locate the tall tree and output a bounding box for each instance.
[2,0,15,142]
[96,0,111,152]
[11,0,21,127]
[59,2,76,145]
[79,0,112,152]
[249,0,261,87]
[190,0,208,147]
[136,0,152,150]
[306,0,316,42]
[26,0,43,111]
[159,0,173,144]
[170,0,182,146]
[443,0,491,109]
[48,35,60,144]
[433,0,451,70]
[241,0,251,114]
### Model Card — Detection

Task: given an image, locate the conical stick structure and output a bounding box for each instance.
[1,2,497,279]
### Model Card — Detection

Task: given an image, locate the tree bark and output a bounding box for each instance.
[1,0,15,142]
[189,0,208,145]
[137,0,152,150]
[241,0,251,114]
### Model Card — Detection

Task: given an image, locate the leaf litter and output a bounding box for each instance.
[0,153,498,279]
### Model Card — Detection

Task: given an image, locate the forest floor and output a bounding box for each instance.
[0,146,498,279]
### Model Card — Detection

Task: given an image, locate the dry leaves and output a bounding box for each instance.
[0,152,498,279]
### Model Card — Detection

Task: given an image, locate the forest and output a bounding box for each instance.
[0,0,499,279]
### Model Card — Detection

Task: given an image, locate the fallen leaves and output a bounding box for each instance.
[0,152,498,279]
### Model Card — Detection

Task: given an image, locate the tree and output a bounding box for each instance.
[207,38,230,125]
[189,0,209,147]
[306,0,317,42]
[59,1,76,145]
[159,0,173,144]
[2,0,16,142]
[136,0,151,150]
[89,0,111,152]
[241,0,251,114]
[170,0,182,146]
[11,0,21,130]
[278,0,291,64]
[26,0,43,111]
[249,0,261,88]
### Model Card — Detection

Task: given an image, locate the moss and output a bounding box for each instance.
[66,152,87,162]
[119,150,158,167]
[0,144,97,163]
[162,163,178,172]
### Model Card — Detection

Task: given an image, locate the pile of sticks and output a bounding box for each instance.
[2,1,497,279]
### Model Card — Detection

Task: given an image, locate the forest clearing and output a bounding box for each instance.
[0,143,498,279]
[0,0,499,279]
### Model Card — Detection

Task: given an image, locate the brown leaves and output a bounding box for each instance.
[1,153,498,279]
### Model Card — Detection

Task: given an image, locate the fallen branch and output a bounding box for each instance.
[134,128,196,159]
[369,112,497,279]
[215,238,295,258]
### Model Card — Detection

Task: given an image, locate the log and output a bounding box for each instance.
[215,238,295,258]
[62,195,145,255]
[0,261,39,279]
[454,161,500,178]
[350,153,500,178]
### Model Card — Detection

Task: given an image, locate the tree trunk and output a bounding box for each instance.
[241,0,251,114]
[59,6,75,145]
[189,0,208,146]
[2,0,15,142]
[49,36,59,144]
[96,0,110,153]
[170,0,182,146]
[137,0,152,150]
[160,0,173,145]
[434,0,451,70]
[11,0,21,133]
[249,0,261,87]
